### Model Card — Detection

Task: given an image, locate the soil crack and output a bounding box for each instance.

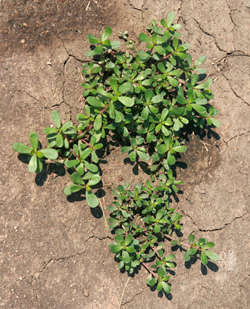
[14,89,39,102]
[222,73,250,107]
[198,212,248,232]
[193,18,228,53]
[127,0,146,12]
[121,286,147,307]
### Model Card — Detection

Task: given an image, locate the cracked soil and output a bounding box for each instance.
[0,0,250,308]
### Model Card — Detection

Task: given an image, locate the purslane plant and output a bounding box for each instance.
[12,12,220,295]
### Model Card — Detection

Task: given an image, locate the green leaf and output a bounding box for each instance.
[70,184,83,193]
[118,261,124,269]
[52,110,61,128]
[196,79,213,89]
[184,251,191,261]
[44,127,58,134]
[36,157,43,174]
[162,282,171,293]
[29,132,39,150]
[201,252,208,265]
[102,26,112,41]
[157,62,166,73]
[127,246,136,253]
[122,250,131,264]
[154,46,166,55]
[125,234,133,246]
[191,104,207,116]
[139,33,152,43]
[167,76,178,87]
[86,190,99,208]
[56,133,64,148]
[137,151,149,161]
[12,143,32,155]
[121,146,131,153]
[61,121,74,132]
[165,254,175,261]
[156,282,162,292]
[204,242,215,249]
[160,19,168,28]
[110,245,123,253]
[94,114,102,131]
[118,96,134,107]
[39,149,58,160]
[80,148,92,160]
[129,151,136,162]
[86,174,101,186]
[173,119,181,131]
[189,234,195,244]
[154,224,161,233]
[157,144,168,154]
[151,95,162,103]
[84,162,98,173]
[64,159,80,168]
[167,153,176,165]
[110,41,121,50]
[172,145,186,153]
[171,240,178,246]
[167,12,175,27]
[195,55,207,66]
[148,277,157,287]
[205,251,219,261]
[88,34,99,44]
[71,172,84,185]
[141,106,149,120]
[157,267,165,278]
[119,82,133,94]
[85,50,95,57]
[87,96,105,108]
[189,248,197,255]
[110,79,118,93]
[28,154,37,173]
[94,45,103,55]
[211,118,221,127]
[91,151,99,163]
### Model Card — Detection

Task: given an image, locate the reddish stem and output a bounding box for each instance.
[151,247,162,260]
[165,235,201,251]
[141,262,160,280]
[81,139,92,148]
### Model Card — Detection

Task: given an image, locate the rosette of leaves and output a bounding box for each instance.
[108,182,184,292]
[12,132,58,173]
[44,110,76,149]
[81,11,220,182]
[64,171,100,208]
[108,182,219,294]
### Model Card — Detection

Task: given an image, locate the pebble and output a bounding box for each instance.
[20,39,25,44]
[83,288,89,297]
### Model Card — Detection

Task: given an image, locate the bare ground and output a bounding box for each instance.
[0,0,250,308]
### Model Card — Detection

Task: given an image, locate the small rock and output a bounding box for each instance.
[22,23,28,27]
[83,288,89,297]
[47,61,52,66]
[20,39,25,44]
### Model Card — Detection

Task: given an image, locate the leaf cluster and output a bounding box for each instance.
[12,12,220,296]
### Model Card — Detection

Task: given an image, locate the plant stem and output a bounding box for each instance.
[142,262,160,280]
[151,246,162,260]
[165,234,201,251]
[81,139,92,147]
